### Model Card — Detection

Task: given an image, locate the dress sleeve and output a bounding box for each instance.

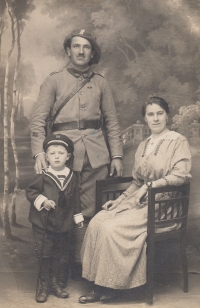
[154,137,192,187]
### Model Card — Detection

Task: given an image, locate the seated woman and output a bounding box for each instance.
[79,96,192,304]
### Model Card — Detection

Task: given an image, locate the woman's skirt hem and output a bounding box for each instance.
[82,274,146,290]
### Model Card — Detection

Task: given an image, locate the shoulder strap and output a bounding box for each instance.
[52,72,95,123]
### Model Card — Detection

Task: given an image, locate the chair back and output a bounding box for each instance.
[147,182,190,241]
[96,177,133,213]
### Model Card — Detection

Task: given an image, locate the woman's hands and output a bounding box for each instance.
[135,184,148,205]
[102,200,120,211]
[102,183,149,210]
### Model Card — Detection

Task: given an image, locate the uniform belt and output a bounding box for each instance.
[52,119,102,131]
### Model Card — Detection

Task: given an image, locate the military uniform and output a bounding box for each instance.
[31,65,123,217]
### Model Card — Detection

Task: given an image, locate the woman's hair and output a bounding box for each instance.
[142,96,170,117]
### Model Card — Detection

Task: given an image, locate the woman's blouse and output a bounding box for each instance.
[119,131,192,201]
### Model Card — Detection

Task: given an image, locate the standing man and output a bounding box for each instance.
[30,29,123,281]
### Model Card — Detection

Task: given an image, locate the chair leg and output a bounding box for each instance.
[146,289,153,306]
[146,243,155,305]
[180,235,188,293]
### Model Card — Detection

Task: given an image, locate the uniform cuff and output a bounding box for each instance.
[112,156,123,160]
[74,213,84,224]
[35,152,46,159]
[34,195,48,211]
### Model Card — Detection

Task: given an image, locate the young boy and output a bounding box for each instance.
[26,134,83,303]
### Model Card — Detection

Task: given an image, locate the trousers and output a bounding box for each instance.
[32,224,71,261]
[73,152,108,262]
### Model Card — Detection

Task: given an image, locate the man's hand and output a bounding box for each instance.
[34,153,48,174]
[110,158,123,177]
[43,199,56,211]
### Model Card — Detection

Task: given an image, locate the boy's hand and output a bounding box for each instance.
[77,222,84,228]
[43,200,56,211]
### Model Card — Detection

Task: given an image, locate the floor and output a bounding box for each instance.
[0,265,200,308]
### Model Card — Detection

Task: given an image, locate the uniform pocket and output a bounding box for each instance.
[96,134,103,139]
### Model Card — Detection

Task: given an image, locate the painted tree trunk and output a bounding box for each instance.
[3,1,15,237]
[0,14,5,63]
[10,99,19,226]
[10,18,21,226]
[3,58,12,237]
[16,92,23,120]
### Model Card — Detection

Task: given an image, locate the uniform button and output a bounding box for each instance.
[81,105,86,108]
[80,91,84,95]
[79,77,82,81]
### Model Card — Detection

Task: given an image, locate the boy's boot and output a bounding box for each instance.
[50,258,69,298]
[36,258,50,303]
[59,262,69,288]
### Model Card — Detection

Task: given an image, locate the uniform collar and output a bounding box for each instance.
[67,64,91,78]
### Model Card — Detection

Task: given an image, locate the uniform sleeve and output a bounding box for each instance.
[100,78,123,158]
[30,76,56,157]
[26,174,47,210]
[154,137,192,187]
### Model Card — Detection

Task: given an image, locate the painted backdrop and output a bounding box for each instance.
[1,0,200,306]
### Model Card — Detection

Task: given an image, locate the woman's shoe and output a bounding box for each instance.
[78,289,101,304]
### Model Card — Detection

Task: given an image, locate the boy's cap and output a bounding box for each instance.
[43,134,74,153]
[63,29,101,65]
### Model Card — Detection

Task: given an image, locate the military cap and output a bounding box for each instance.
[43,134,74,153]
[63,29,101,65]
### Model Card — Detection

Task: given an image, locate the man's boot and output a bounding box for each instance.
[36,258,50,303]
[59,262,69,289]
[50,258,69,298]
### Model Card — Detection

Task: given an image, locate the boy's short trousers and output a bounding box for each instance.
[32,224,71,259]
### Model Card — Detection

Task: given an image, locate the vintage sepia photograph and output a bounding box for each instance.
[0,0,200,307]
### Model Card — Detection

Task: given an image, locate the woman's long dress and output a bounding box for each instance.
[81,131,192,289]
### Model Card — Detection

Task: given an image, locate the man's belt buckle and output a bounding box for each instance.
[78,120,84,129]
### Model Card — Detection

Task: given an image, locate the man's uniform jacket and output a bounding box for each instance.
[30,66,123,172]
[26,170,81,232]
